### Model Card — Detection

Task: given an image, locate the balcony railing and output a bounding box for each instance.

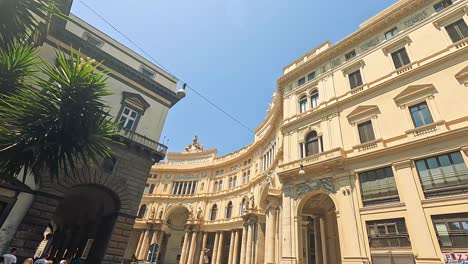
[420,170,468,198]
[117,128,167,155]
[361,184,400,206]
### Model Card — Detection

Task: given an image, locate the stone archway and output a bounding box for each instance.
[298,193,341,264]
[161,206,190,264]
[44,184,120,263]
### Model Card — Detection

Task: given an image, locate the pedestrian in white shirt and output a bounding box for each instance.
[2,248,17,264]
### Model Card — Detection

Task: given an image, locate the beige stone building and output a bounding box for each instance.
[0,0,184,263]
[130,0,468,263]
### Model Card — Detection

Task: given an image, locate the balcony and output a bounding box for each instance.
[115,128,168,162]
[420,170,468,198]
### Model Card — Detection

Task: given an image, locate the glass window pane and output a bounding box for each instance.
[448,222,462,230]
[130,111,137,118]
[125,120,134,130]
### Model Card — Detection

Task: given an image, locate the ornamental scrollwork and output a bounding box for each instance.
[295,177,336,199]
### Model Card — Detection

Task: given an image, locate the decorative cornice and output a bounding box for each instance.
[278,0,435,86]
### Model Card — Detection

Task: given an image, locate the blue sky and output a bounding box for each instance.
[72,0,396,155]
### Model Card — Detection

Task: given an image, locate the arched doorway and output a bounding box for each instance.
[160,206,190,264]
[43,185,120,263]
[299,193,341,264]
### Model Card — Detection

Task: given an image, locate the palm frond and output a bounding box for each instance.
[0,0,65,48]
[0,43,38,95]
[0,48,118,183]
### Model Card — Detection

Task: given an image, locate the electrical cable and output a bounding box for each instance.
[78,0,255,134]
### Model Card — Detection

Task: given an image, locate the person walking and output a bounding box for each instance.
[22,259,33,264]
[33,255,47,264]
[2,248,17,264]
[0,256,5,264]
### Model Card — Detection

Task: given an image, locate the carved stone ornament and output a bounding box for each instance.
[183,135,204,153]
[295,177,336,199]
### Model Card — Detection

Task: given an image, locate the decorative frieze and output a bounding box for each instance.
[296,177,336,199]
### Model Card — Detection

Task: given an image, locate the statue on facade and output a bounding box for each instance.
[158,210,163,219]
[184,135,204,153]
[249,194,255,209]
[196,207,203,219]
[150,207,156,219]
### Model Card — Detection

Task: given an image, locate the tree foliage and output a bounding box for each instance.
[0,0,117,182]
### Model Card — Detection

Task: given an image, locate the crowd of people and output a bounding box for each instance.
[1,248,84,264]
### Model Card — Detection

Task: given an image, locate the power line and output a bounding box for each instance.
[78,0,255,134]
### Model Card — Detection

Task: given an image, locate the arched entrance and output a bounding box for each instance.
[42,185,120,263]
[299,193,341,264]
[160,206,190,264]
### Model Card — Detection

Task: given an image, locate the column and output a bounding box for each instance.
[135,230,145,259]
[320,218,328,264]
[280,187,297,263]
[154,231,164,263]
[239,225,248,264]
[393,160,440,262]
[314,218,323,264]
[187,231,198,264]
[265,207,277,264]
[138,229,151,260]
[199,232,208,264]
[232,230,240,264]
[245,223,253,264]
[212,232,220,264]
[179,231,191,264]
[150,230,159,245]
[216,232,224,264]
[228,231,235,264]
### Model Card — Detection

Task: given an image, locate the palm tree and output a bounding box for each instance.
[0,1,117,182]
[0,0,60,48]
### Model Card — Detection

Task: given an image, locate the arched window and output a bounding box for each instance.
[226,201,233,218]
[144,184,150,193]
[137,204,147,218]
[218,180,223,192]
[310,90,319,108]
[304,131,322,157]
[229,177,233,189]
[149,184,155,194]
[233,176,237,188]
[213,181,218,192]
[240,198,247,215]
[299,95,308,113]
[211,204,218,220]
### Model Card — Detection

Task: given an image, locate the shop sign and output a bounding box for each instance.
[444,253,468,264]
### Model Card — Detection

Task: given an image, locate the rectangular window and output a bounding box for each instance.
[415,152,468,198]
[445,19,468,43]
[391,48,411,69]
[434,0,453,12]
[385,27,399,40]
[432,213,468,249]
[348,70,363,89]
[359,167,399,206]
[345,50,356,61]
[298,77,306,86]
[243,170,250,184]
[141,67,155,78]
[358,120,376,144]
[409,102,433,128]
[217,181,223,192]
[307,72,316,81]
[299,97,308,113]
[0,196,16,227]
[119,106,139,130]
[310,91,319,108]
[367,218,411,248]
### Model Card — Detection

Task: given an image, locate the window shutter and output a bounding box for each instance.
[401,49,411,66]
[446,23,461,42]
[392,51,403,69]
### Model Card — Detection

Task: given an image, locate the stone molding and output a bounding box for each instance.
[295,177,336,199]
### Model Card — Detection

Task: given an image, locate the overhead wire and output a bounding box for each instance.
[78,0,255,134]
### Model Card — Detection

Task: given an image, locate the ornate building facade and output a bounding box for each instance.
[0,1,184,263]
[131,0,468,263]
